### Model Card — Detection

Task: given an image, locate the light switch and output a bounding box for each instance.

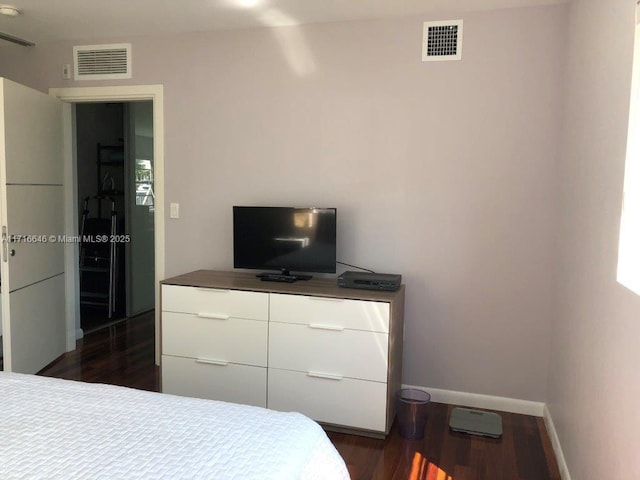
[170,203,179,219]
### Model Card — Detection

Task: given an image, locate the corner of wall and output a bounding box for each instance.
[543,404,572,480]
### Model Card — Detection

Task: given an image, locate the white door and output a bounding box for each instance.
[0,78,66,373]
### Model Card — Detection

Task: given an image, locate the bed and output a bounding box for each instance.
[0,372,351,480]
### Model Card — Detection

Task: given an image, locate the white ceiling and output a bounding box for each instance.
[0,0,567,47]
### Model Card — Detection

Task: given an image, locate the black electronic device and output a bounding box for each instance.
[337,271,401,291]
[233,206,337,281]
[257,273,297,283]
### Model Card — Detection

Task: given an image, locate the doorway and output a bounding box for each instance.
[50,84,165,365]
[75,101,155,333]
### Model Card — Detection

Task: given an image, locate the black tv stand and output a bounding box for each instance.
[256,271,312,283]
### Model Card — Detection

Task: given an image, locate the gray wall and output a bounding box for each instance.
[550,0,640,478]
[0,7,564,404]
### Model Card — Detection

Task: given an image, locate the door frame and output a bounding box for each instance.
[49,85,164,365]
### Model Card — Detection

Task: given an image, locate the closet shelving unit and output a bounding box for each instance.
[96,143,124,216]
[78,143,124,319]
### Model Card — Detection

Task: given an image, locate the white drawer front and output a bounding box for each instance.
[162,284,268,320]
[270,293,389,333]
[268,368,387,432]
[269,322,388,382]
[162,312,267,367]
[162,355,267,408]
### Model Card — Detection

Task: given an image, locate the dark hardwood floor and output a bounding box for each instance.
[79,305,128,335]
[328,406,560,480]
[39,310,159,392]
[37,313,560,480]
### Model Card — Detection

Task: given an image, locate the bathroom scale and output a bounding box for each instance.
[449,407,503,438]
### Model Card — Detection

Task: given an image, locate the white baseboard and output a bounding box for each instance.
[402,384,545,416]
[75,328,83,340]
[543,405,571,480]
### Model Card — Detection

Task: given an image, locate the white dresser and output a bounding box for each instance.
[161,285,269,407]
[160,270,405,437]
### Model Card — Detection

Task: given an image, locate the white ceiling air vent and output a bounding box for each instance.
[74,43,132,80]
[422,20,463,62]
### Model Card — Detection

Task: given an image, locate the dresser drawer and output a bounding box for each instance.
[268,368,387,432]
[268,321,388,382]
[162,355,267,408]
[162,311,267,367]
[162,284,268,320]
[270,294,390,333]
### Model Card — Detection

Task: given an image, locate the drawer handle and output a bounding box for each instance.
[196,313,230,320]
[197,287,230,293]
[307,371,343,381]
[196,357,229,366]
[309,297,344,302]
[309,323,344,332]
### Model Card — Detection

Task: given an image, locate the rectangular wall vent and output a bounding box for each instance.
[422,20,463,62]
[74,43,132,80]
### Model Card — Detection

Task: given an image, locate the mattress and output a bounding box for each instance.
[0,372,350,480]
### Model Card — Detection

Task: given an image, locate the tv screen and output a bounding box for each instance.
[233,206,337,277]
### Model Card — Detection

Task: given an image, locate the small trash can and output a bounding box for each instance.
[396,388,431,439]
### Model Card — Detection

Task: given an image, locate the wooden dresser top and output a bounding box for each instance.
[162,270,405,303]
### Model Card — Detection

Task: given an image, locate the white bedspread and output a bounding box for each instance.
[0,372,350,480]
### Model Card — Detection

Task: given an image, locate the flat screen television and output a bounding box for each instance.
[233,206,337,281]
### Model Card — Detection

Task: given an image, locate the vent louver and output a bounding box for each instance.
[74,44,132,80]
[422,20,463,62]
